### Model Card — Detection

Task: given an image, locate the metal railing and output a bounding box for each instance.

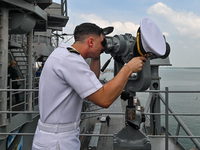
[8,78,26,109]
[0,88,200,149]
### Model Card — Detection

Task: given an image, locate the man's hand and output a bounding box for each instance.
[126,57,146,73]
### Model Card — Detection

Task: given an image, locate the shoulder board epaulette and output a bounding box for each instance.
[67,47,80,55]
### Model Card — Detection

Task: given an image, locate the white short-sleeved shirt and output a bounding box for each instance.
[39,44,103,124]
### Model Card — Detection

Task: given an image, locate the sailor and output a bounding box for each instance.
[8,60,21,103]
[32,22,146,150]
[106,115,111,127]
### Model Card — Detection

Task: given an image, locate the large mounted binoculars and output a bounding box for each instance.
[102,18,170,64]
[101,18,170,92]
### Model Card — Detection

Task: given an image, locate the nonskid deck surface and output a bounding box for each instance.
[82,97,184,150]
[149,137,183,150]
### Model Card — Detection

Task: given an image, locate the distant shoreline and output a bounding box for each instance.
[104,67,200,71]
[160,66,200,69]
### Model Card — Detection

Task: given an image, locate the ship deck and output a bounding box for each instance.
[81,97,184,150]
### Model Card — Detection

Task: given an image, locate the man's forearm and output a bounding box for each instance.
[90,57,100,78]
[88,65,132,108]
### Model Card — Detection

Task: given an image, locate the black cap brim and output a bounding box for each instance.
[102,27,114,35]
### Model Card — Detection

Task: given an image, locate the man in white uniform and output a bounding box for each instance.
[32,23,146,150]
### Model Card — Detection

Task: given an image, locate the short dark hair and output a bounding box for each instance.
[73,23,103,42]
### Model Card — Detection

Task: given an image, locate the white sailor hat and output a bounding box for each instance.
[136,18,169,58]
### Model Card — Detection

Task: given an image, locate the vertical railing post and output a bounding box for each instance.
[9,79,13,121]
[61,0,63,15]
[175,123,181,144]
[0,8,9,128]
[27,30,33,111]
[24,78,27,110]
[165,87,169,150]
[65,0,68,16]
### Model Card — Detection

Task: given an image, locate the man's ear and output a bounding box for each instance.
[88,37,94,47]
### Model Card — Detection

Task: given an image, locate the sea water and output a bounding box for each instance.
[100,67,200,149]
[160,67,200,149]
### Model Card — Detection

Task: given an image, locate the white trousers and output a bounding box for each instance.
[32,120,80,150]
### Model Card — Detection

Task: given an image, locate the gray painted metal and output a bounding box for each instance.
[150,57,171,66]
[1,0,47,20]
[9,13,36,34]
[0,8,9,128]
[27,30,33,111]
[113,125,151,150]
[149,65,162,135]
[88,123,102,150]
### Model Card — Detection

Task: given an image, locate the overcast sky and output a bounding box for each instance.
[53,0,200,67]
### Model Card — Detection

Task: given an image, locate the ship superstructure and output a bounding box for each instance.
[0,0,68,149]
